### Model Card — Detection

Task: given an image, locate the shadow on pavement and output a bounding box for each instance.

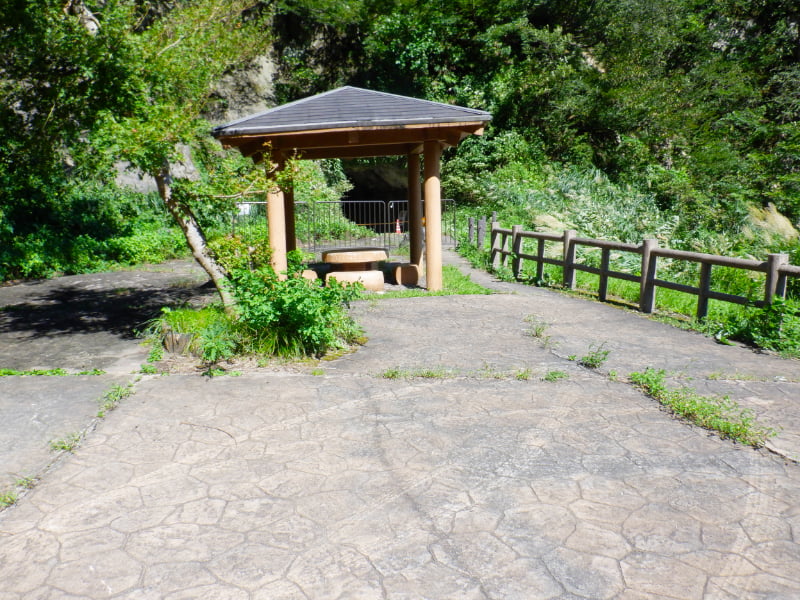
[0,281,215,341]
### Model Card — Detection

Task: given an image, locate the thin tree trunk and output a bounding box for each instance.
[154,169,236,311]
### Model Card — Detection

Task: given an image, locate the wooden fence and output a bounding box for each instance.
[467,216,800,319]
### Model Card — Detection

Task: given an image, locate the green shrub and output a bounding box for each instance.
[107,226,187,265]
[207,233,272,272]
[229,263,363,357]
[730,299,800,356]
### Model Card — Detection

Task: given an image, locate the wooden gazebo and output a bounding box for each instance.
[212,86,491,290]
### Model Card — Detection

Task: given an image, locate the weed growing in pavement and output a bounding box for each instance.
[311,368,325,376]
[515,368,533,380]
[543,370,569,382]
[97,383,133,418]
[524,315,548,338]
[629,368,777,447]
[204,368,242,377]
[49,433,82,453]
[146,339,164,363]
[16,476,35,489]
[379,367,455,379]
[578,343,610,369]
[0,368,104,376]
[0,490,18,508]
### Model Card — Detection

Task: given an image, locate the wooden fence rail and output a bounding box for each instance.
[468,218,800,319]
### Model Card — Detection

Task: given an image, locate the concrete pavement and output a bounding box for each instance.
[1,253,799,598]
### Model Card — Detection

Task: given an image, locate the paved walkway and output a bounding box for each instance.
[1,253,799,599]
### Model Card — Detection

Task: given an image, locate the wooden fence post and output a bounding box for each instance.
[477,216,486,249]
[511,225,523,280]
[490,223,501,269]
[563,229,577,289]
[468,217,475,245]
[697,262,712,320]
[536,238,545,282]
[640,238,658,313]
[598,248,610,302]
[765,253,789,304]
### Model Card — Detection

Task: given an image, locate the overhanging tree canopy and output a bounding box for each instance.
[212,86,491,290]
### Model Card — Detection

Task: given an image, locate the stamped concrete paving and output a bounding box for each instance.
[0,261,212,491]
[1,254,800,598]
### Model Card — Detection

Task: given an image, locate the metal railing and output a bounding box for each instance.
[232,199,458,253]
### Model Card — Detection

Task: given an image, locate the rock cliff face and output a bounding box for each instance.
[206,55,277,125]
[116,53,277,191]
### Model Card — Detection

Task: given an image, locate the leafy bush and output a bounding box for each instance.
[719,299,800,356]
[207,232,272,272]
[229,261,363,357]
[106,226,187,265]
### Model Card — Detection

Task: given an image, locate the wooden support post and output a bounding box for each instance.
[477,216,486,249]
[512,225,522,280]
[468,217,475,245]
[765,253,789,304]
[640,239,658,313]
[536,238,545,282]
[599,248,610,302]
[407,153,423,266]
[563,229,577,289]
[490,223,500,269]
[424,140,443,291]
[267,159,287,275]
[697,262,712,320]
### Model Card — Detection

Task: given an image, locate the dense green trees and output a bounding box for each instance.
[1,0,272,294]
[1,0,798,283]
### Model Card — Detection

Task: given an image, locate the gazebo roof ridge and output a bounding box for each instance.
[211,86,491,138]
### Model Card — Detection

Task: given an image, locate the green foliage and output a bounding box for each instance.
[144,254,363,360]
[229,262,363,357]
[705,298,800,357]
[207,233,272,273]
[379,367,455,379]
[543,370,569,382]
[97,383,134,418]
[629,368,776,447]
[0,367,102,376]
[0,490,18,509]
[578,343,611,369]
[198,320,238,364]
[49,433,82,453]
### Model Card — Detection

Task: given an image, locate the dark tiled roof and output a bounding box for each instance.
[212,86,491,137]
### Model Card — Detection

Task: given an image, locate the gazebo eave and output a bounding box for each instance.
[216,121,486,162]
